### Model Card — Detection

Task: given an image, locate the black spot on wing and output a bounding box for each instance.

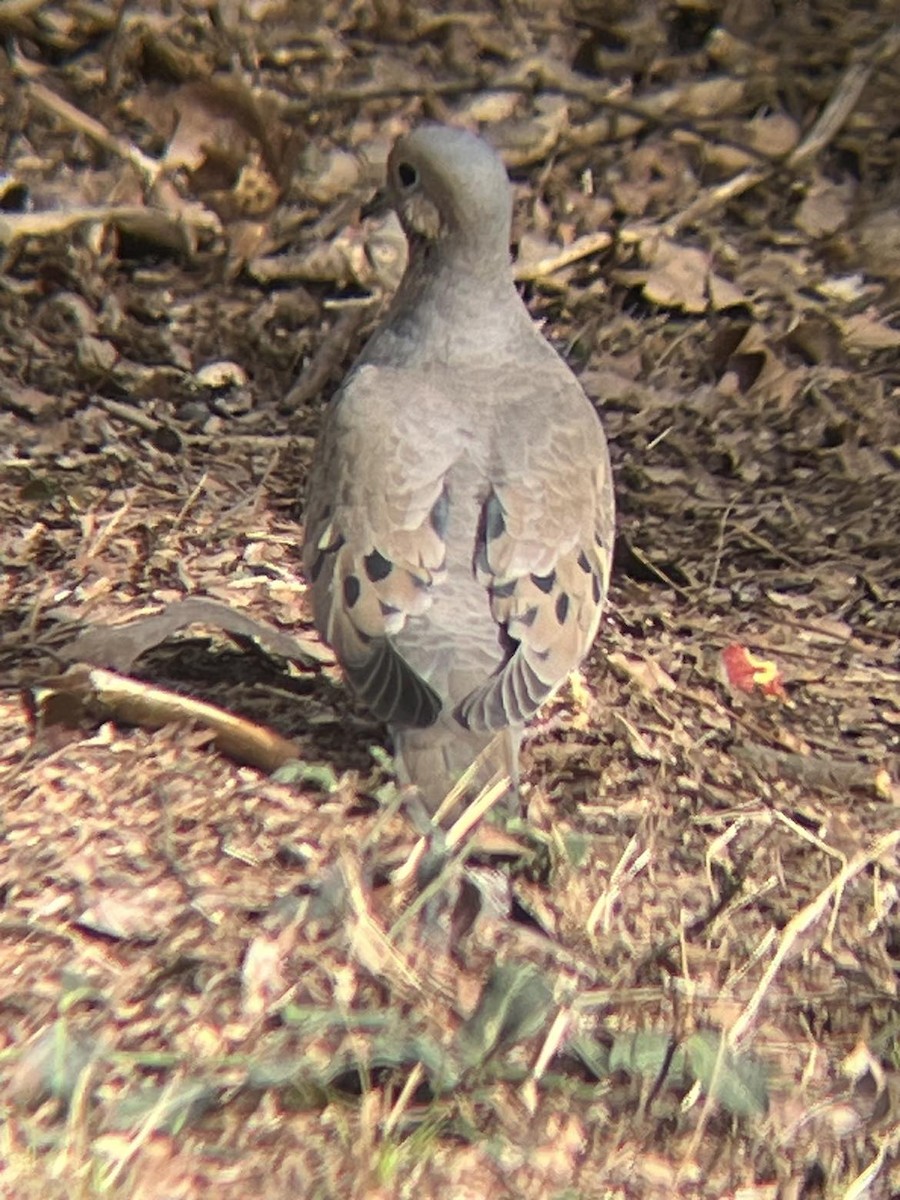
[430,485,450,539]
[592,573,602,605]
[343,575,361,607]
[555,592,570,624]
[474,490,506,576]
[308,551,325,582]
[364,549,393,581]
[531,570,556,594]
[577,550,591,573]
[518,606,538,628]
[490,579,517,600]
[484,491,505,541]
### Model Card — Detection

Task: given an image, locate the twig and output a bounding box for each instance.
[728,829,900,1047]
[586,834,651,941]
[97,396,164,436]
[842,1131,899,1200]
[204,433,314,449]
[706,498,737,594]
[729,519,806,570]
[25,80,161,188]
[96,399,314,451]
[30,664,304,772]
[514,230,612,282]
[382,1062,426,1136]
[443,774,511,848]
[286,57,750,150]
[280,305,372,413]
[0,0,48,18]
[171,470,210,532]
[526,1005,573,1107]
[663,166,766,238]
[663,25,900,235]
[735,743,890,798]
[786,25,900,171]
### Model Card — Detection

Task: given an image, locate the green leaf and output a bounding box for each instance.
[685,1031,769,1117]
[9,1022,97,1107]
[560,832,592,868]
[608,1030,687,1083]
[109,1079,220,1133]
[458,963,553,1069]
[272,760,339,791]
[567,1034,611,1080]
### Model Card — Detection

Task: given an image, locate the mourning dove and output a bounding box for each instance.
[302,124,614,810]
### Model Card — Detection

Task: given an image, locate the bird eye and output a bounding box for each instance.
[396,161,418,189]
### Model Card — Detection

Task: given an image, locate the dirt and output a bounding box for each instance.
[0,1,898,1197]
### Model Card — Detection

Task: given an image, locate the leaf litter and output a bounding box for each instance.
[0,0,899,1196]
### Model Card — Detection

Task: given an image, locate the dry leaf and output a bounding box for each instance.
[608,651,677,695]
[242,933,288,1016]
[619,235,745,314]
[794,175,854,238]
[744,111,800,158]
[639,237,709,313]
[63,596,333,671]
[78,885,181,940]
[721,643,787,699]
[839,311,900,353]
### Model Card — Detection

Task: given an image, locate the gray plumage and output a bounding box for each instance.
[302,124,615,810]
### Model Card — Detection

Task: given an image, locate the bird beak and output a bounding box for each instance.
[361,186,391,220]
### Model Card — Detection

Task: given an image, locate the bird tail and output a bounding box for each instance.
[391,722,521,815]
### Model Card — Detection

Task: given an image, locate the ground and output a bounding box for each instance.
[0,1,899,1197]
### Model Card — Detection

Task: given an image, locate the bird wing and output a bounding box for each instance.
[303,363,614,736]
[457,376,615,733]
[302,364,454,728]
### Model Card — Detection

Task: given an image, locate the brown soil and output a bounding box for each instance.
[0,2,898,1197]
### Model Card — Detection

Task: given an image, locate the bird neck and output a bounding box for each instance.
[367,239,527,366]
[413,226,510,283]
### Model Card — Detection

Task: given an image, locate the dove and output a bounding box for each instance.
[302,123,614,811]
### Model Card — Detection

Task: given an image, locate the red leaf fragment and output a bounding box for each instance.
[722,643,787,699]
